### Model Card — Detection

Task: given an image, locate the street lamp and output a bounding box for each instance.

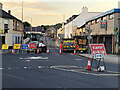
[21,1,24,44]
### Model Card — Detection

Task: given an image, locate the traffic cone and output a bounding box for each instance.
[74,49,76,55]
[87,57,91,70]
[37,48,39,53]
[47,49,49,54]
[12,49,14,54]
[59,49,62,54]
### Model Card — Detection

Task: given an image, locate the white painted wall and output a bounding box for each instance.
[64,7,102,38]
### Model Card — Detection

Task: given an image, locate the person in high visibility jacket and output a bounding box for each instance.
[60,43,62,50]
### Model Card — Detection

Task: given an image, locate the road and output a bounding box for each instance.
[2,37,120,89]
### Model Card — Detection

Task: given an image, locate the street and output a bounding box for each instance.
[2,37,119,88]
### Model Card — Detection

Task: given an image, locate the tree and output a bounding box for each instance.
[23,21,31,28]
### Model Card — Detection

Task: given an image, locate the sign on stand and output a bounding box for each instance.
[29,43,37,49]
[14,44,21,49]
[2,44,9,49]
[90,44,106,71]
[21,44,29,49]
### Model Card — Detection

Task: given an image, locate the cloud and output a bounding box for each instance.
[2,2,58,11]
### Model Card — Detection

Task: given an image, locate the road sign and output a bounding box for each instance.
[2,44,9,49]
[21,44,29,49]
[100,20,107,29]
[29,43,37,49]
[13,44,21,49]
[87,35,92,40]
[94,53,104,59]
[90,44,106,56]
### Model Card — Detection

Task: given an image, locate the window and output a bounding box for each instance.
[91,21,94,25]
[109,14,114,20]
[4,19,9,33]
[95,19,99,23]
[103,16,107,20]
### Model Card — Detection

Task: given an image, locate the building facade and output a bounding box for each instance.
[64,7,102,38]
[0,3,22,48]
[85,9,120,54]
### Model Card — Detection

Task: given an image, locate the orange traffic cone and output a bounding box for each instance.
[87,57,91,70]
[37,48,39,53]
[12,49,14,54]
[47,49,49,54]
[59,49,62,54]
[74,49,76,55]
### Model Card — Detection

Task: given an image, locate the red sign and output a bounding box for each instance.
[29,43,37,49]
[90,44,106,56]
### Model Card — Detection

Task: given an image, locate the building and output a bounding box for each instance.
[0,3,22,48]
[64,7,102,38]
[64,15,78,38]
[84,8,120,54]
[46,27,56,38]
[57,22,65,39]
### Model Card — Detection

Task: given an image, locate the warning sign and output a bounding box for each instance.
[2,44,9,49]
[13,44,21,49]
[90,44,106,56]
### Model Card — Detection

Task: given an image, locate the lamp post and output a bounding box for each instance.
[21,1,24,44]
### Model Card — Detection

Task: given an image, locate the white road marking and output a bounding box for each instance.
[75,59,83,61]
[19,56,48,60]
[52,66,120,77]
[0,73,24,80]
[0,68,3,69]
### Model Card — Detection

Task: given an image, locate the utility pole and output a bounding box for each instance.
[30,18,32,42]
[21,1,24,44]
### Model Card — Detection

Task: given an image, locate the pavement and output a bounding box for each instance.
[79,54,119,64]
[1,37,120,88]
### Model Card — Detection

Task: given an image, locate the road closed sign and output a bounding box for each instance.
[29,43,37,49]
[14,44,21,49]
[90,44,106,56]
[2,44,9,49]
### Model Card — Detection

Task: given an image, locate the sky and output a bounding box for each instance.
[0,0,120,26]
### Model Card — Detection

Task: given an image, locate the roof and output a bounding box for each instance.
[25,26,43,32]
[87,9,120,22]
[0,9,22,22]
[73,11,102,28]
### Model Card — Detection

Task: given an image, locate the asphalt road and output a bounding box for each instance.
[2,37,120,89]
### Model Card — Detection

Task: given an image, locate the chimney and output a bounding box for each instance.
[8,10,11,14]
[82,6,88,13]
[0,3,3,9]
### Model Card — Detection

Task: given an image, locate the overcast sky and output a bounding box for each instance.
[1,0,119,26]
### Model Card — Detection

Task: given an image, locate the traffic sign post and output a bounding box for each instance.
[90,44,106,71]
